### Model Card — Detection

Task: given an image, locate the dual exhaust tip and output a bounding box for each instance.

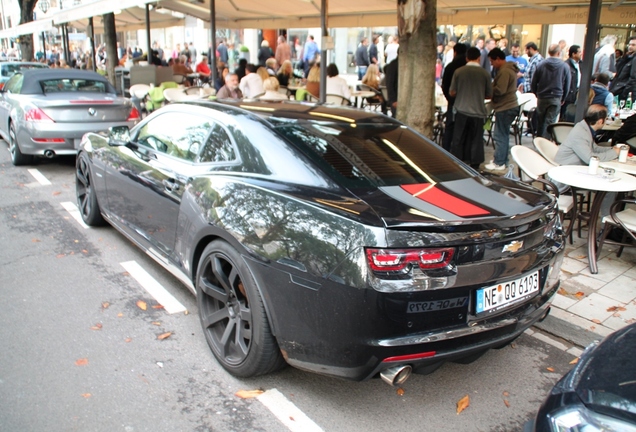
[380,365,412,386]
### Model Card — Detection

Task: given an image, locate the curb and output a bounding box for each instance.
[533,314,602,349]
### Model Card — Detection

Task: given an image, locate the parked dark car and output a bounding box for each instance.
[0,68,139,165]
[75,101,565,383]
[530,323,636,431]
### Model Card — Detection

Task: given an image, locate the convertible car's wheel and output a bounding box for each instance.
[196,240,285,377]
[9,123,33,166]
[76,154,106,226]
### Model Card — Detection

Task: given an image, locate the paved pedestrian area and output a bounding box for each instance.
[481,133,636,347]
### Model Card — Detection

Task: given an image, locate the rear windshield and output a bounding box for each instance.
[40,79,109,94]
[2,63,47,77]
[276,122,474,188]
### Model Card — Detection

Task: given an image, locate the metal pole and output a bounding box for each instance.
[210,0,217,86]
[41,31,46,59]
[89,16,96,72]
[575,0,602,123]
[319,0,328,103]
[63,24,70,62]
[145,4,151,63]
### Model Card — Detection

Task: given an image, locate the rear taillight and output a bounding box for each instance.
[366,247,455,272]
[127,106,140,121]
[0,83,4,90]
[25,107,54,122]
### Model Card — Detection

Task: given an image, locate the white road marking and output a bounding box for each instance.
[27,169,52,186]
[258,389,324,432]
[61,201,90,229]
[120,261,187,314]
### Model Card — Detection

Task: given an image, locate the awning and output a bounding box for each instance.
[0,19,53,39]
[52,0,157,24]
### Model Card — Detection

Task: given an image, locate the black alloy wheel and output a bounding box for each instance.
[76,154,106,226]
[196,240,285,377]
[9,123,33,166]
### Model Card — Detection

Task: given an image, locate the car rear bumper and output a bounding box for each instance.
[245,241,564,381]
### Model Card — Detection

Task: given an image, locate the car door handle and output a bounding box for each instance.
[162,179,180,192]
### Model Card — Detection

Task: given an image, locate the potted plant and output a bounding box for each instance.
[239,45,249,60]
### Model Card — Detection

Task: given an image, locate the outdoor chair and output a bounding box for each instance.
[533,137,559,166]
[184,86,203,96]
[325,94,351,106]
[359,84,384,113]
[163,87,186,103]
[306,93,320,103]
[597,198,636,259]
[172,74,187,85]
[510,145,576,243]
[547,122,575,145]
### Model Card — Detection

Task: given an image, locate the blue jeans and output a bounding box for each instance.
[493,107,519,166]
[357,65,368,80]
[536,97,561,139]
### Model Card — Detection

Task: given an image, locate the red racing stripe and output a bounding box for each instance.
[401,183,490,217]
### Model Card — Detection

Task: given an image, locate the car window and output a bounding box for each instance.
[276,122,474,188]
[198,123,236,163]
[4,63,47,76]
[40,78,108,94]
[3,74,23,93]
[135,112,213,162]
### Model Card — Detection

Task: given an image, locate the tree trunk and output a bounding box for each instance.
[103,12,118,88]
[18,0,38,61]
[397,0,436,138]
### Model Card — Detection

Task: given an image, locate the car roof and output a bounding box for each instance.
[14,69,112,95]
[189,99,401,126]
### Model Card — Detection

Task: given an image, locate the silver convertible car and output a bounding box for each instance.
[0,68,140,165]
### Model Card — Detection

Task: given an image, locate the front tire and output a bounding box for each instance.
[9,123,33,166]
[196,240,285,377]
[76,154,106,226]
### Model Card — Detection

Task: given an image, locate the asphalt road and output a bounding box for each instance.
[0,145,579,432]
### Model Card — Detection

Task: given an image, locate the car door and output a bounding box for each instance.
[0,73,22,140]
[104,110,213,259]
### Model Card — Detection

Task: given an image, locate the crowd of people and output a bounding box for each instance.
[440,33,636,172]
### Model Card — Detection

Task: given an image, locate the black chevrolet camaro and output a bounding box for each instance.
[75,101,565,383]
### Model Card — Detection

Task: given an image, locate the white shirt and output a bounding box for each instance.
[239,73,264,98]
[326,75,351,99]
[385,43,399,65]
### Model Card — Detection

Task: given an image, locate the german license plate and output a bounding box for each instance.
[407,296,468,314]
[475,271,539,314]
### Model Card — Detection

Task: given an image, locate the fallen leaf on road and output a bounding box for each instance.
[151,321,161,326]
[81,393,92,398]
[32,238,40,243]
[102,302,110,309]
[503,400,510,408]
[503,391,509,397]
[546,367,555,372]
[575,292,585,298]
[569,358,579,365]
[75,358,88,366]
[52,191,61,196]
[157,332,172,340]
[74,240,79,243]
[82,249,88,254]
[456,395,470,414]
[557,288,568,295]
[184,310,189,315]
[627,319,636,324]
[125,338,132,343]
[117,313,123,317]
[56,254,65,258]
[510,342,517,349]
[576,255,586,259]
[152,305,164,309]
[607,306,626,312]
[590,325,596,330]
[136,300,147,311]
[591,319,602,324]
[396,388,405,396]
[90,323,102,330]
[235,389,264,399]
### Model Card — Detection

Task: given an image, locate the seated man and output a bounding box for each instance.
[613,113,636,150]
[555,104,620,166]
[216,73,243,99]
[195,55,211,83]
[590,73,614,114]
[172,55,193,86]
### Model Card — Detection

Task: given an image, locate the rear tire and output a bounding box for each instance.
[76,154,106,226]
[196,240,285,377]
[9,123,33,166]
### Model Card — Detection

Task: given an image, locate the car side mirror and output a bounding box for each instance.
[108,125,131,146]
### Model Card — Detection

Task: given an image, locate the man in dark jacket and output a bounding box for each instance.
[531,44,571,139]
[610,36,636,101]
[355,38,370,80]
[441,43,468,151]
[562,45,581,122]
[613,113,636,150]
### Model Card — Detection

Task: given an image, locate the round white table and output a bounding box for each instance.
[600,157,636,176]
[548,165,636,273]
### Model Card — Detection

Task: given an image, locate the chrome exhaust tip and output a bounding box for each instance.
[380,365,412,386]
[43,150,55,158]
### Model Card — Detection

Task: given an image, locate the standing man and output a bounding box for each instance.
[506,43,527,89]
[302,35,319,76]
[216,39,229,64]
[484,48,520,171]
[275,35,291,67]
[523,42,543,93]
[449,47,493,169]
[369,36,379,69]
[355,37,370,80]
[610,36,636,103]
[441,42,468,152]
[531,44,570,139]
[562,45,581,122]
[480,38,496,76]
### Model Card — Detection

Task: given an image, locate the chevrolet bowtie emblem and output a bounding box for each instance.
[502,240,523,253]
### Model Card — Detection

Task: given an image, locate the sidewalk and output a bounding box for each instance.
[481,132,636,349]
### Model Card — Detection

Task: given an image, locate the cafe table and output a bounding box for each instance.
[350,90,375,109]
[548,165,636,274]
[600,156,636,176]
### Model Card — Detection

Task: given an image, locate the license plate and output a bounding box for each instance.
[407,296,468,314]
[475,271,539,314]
